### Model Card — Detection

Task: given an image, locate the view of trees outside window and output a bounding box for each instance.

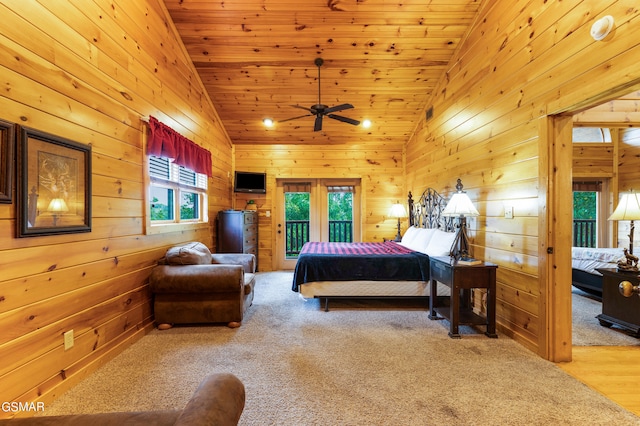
[180,192,199,220]
[285,192,310,221]
[150,187,174,221]
[573,191,597,247]
[328,192,353,242]
[284,190,354,257]
[285,192,310,257]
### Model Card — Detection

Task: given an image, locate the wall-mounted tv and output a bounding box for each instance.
[234,171,266,193]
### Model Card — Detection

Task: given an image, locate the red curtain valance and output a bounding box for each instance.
[147,116,212,177]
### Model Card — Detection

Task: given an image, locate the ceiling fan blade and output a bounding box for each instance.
[328,114,361,126]
[323,103,354,114]
[279,113,312,123]
[314,115,323,132]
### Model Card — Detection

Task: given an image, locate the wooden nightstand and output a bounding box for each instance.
[596,268,640,336]
[428,256,498,338]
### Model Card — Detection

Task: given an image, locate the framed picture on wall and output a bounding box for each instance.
[0,119,15,204]
[17,127,91,237]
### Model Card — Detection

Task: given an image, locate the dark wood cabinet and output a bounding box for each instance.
[217,210,258,262]
[429,256,498,338]
[596,268,640,336]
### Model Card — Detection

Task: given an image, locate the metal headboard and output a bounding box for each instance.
[407,188,455,232]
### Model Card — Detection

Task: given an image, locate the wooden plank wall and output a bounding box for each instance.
[0,0,233,415]
[404,0,640,356]
[234,143,405,271]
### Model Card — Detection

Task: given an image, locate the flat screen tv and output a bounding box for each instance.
[234,171,266,193]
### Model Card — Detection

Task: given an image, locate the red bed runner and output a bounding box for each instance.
[299,241,414,256]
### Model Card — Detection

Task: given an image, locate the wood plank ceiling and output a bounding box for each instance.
[163,0,481,145]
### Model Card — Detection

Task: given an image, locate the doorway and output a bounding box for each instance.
[548,87,640,361]
[275,178,361,269]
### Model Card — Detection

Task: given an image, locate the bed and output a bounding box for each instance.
[292,188,457,310]
[572,247,625,297]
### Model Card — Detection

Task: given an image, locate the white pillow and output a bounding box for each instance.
[400,228,438,252]
[423,230,457,256]
[399,226,420,247]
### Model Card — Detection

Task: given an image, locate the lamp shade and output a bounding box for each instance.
[442,193,479,217]
[608,193,640,221]
[389,203,408,218]
[47,198,69,213]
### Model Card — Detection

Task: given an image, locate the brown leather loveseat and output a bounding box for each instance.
[149,242,256,327]
[1,373,245,426]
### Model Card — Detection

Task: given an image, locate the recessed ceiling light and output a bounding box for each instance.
[362,119,372,128]
[590,15,614,41]
[263,118,274,127]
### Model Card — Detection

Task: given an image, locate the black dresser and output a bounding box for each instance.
[217,210,258,263]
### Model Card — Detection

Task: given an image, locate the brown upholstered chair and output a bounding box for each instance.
[149,242,256,328]
[1,373,245,426]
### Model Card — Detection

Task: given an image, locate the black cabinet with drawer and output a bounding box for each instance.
[217,210,258,264]
[596,268,640,336]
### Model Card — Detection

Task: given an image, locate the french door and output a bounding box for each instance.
[276,178,361,269]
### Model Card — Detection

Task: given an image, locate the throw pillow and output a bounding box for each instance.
[165,242,212,265]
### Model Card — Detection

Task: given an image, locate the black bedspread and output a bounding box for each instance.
[292,241,430,292]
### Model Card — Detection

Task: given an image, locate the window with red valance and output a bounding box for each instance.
[147,116,212,177]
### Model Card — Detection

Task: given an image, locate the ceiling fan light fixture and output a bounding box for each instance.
[362,119,372,128]
[263,118,274,127]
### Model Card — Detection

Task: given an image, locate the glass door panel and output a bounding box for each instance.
[328,191,353,242]
[276,179,360,270]
[285,191,310,258]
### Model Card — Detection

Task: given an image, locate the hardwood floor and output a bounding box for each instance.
[558,346,640,417]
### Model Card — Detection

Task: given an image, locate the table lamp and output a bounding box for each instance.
[389,202,408,242]
[442,179,479,259]
[47,198,68,226]
[608,192,640,271]
[609,192,640,254]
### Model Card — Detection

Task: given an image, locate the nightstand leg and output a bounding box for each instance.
[449,287,461,338]
[485,273,498,338]
[428,278,439,320]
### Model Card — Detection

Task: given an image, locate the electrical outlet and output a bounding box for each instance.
[504,206,514,219]
[64,330,74,350]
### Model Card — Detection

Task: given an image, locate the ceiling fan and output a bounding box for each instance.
[279,58,361,132]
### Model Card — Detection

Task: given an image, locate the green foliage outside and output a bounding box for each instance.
[150,197,172,221]
[328,192,353,220]
[573,192,596,219]
[284,192,352,221]
[285,190,354,250]
[180,192,198,220]
[285,192,310,220]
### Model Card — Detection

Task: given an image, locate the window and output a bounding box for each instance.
[572,127,612,143]
[148,155,207,225]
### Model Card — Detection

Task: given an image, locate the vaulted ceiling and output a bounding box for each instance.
[163,1,639,146]
[163,0,481,145]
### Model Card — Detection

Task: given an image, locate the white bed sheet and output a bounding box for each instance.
[299,280,451,299]
[571,247,624,275]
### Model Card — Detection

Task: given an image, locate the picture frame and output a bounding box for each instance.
[17,127,91,237]
[0,119,15,204]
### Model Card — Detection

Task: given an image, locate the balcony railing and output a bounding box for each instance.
[329,220,353,243]
[573,219,596,247]
[285,220,353,257]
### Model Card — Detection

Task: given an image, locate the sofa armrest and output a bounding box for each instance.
[174,373,245,426]
[211,253,256,273]
[149,265,244,293]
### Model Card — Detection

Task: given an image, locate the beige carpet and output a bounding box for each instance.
[572,288,640,346]
[42,272,640,425]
